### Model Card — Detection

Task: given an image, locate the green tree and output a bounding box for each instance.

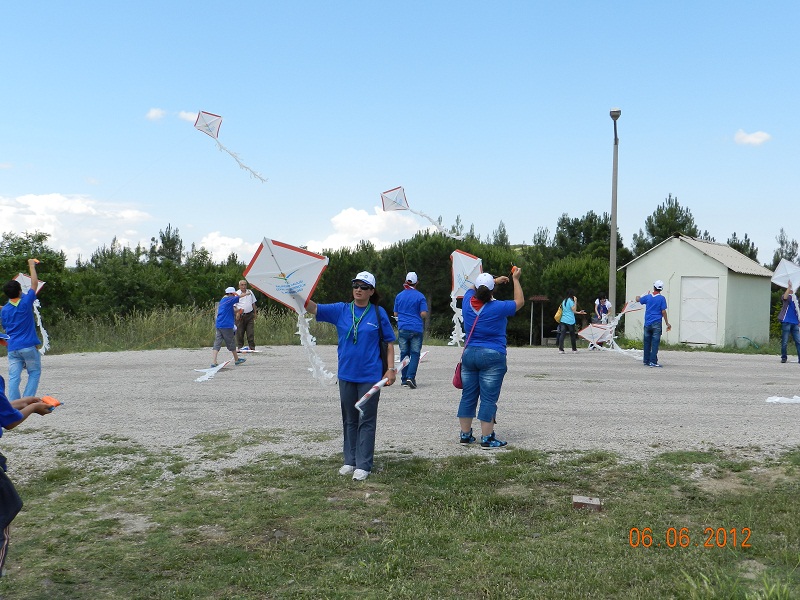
[769,227,798,270]
[148,223,184,265]
[726,232,759,262]
[631,194,710,256]
[490,221,510,248]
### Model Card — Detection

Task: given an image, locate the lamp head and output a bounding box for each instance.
[610,108,621,121]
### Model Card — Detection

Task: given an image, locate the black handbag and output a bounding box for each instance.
[378,308,389,374]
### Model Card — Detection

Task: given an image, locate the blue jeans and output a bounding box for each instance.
[397,329,423,381]
[7,346,42,401]
[457,347,507,423]
[643,322,663,365]
[781,322,800,361]
[338,380,380,472]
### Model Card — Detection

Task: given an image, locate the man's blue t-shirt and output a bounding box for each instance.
[215,295,239,329]
[462,289,518,355]
[783,296,799,325]
[0,376,25,438]
[640,293,668,326]
[1,289,41,352]
[316,302,396,383]
[393,288,428,332]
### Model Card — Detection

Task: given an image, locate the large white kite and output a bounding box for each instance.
[13,273,49,354]
[243,238,335,385]
[449,250,483,346]
[577,299,644,359]
[381,186,464,240]
[194,111,267,182]
[771,258,800,319]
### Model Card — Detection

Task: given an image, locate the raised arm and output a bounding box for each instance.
[29,258,39,294]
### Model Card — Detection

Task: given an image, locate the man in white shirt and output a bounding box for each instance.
[235,279,258,350]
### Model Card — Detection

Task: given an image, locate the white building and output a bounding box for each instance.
[621,234,773,347]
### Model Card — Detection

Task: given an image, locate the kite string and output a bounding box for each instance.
[215,140,268,183]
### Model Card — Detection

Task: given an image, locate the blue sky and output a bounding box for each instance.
[2,1,797,267]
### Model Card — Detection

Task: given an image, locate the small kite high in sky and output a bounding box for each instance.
[448,250,483,346]
[243,238,335,385]
[194,111,267,183]
[381,186,464,240]
[14,273,49,354]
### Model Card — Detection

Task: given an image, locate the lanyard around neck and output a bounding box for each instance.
[347,302,372,344]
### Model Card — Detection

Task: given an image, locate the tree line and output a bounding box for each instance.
[1,195,796,346]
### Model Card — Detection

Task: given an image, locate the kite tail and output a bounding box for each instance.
[408,208,464,240]
[449,294,464,346]
[33,301,50,354]
[214,140,268,183]
[296,314,336,386]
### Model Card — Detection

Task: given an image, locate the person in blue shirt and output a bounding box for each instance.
[636,280,672,368]
[557,289,587,353]
[0,369,52,577]
[778,282,800,363]
[393,271,429,389]
[1,259,43,401]
[457,268,524,449]
[210,287,245,368]
[307,271,396,481]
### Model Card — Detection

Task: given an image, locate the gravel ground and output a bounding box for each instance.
[3,345,799,478]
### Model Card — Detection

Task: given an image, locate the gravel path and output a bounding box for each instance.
[3,346,799,478]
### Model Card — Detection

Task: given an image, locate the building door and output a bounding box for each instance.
[680,276,719,345]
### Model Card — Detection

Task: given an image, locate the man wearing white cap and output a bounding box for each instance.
[393,271,429,388]
[211,286,245,368]
[636,280,672,368]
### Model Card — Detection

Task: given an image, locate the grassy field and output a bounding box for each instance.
[1,432,798,599]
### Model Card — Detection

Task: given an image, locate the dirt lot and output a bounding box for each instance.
[3,345,799,475]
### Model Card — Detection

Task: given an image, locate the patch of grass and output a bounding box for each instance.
[3,439,800,598]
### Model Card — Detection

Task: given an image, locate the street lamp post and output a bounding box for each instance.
[608,108,621,318]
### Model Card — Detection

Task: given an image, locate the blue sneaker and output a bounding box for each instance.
[649,362,662,368]
[460,429,476,444]
[481,432,508,449]
[235,358,246,365]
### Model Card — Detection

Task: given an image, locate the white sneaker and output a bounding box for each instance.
[338,465,355,475]
[352,469,370,481]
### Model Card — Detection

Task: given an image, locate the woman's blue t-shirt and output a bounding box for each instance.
[560,298,576,325]
[316,302,396,383]
[462,289,518,355]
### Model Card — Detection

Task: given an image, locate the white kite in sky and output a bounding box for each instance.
[771,258,800,319]
[381,186,464,240]
[243,238,335,385]
[13,273,49,354]
[448,250,483,346]
[577,299,643,359]
[194,111,267,182]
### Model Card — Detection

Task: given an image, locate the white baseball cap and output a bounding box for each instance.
[405,271,418,284]
[475,272,495,290]
[225,286,236,294]
[653,280,664,290]
[352,271,376,288]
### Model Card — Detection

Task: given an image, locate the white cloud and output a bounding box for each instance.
[0,163,12,170]
[734,129,771,146]
[178,111,198,122]
[306,206,427,253]
[0,193,154,264]
[199,231,259,263]
[146,108,166,120]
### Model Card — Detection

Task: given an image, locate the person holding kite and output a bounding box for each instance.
[778,282,800,363]
[393,271,429,389]
[1,259,43,400]
[235,279,258,351]
[0,370,53,577]
[457,268,524,449]
[636,280,672,368]
[306,271,396,481]
[210,287,246,368]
